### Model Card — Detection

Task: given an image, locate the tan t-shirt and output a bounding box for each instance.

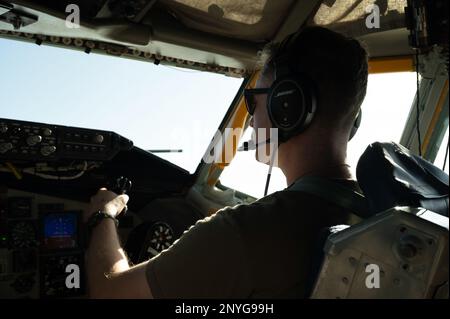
[146,180,359,298]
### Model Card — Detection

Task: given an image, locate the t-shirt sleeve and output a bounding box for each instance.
[145,207,253,298]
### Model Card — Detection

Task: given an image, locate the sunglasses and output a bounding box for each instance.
[244,88,270,115]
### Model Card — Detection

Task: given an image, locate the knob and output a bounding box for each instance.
[0,124,7,133]
[94,134,104,144]
[398,243,418,258]
[40,145,56,156]
[27,135,42,146]
[0,142,13,154]
[43,128,52,136]
[397,235,423,260]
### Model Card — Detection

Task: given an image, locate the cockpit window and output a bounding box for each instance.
[313,0,406,26]
[167,0,268,24]
[221,71,418,198]
[0,39,243,173]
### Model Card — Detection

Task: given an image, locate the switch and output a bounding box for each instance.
[43,128,52,136]
[26,135,42,146]
[94,134,104,144]
[0,143,13,154]
[40,145,56,156]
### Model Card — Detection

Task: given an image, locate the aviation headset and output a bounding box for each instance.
[266,31,362,143]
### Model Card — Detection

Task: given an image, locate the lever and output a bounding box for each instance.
[110,176,132,216]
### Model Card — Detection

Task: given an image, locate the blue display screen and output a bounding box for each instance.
[43,213,77,249]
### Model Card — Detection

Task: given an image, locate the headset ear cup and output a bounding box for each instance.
[267,75,317,142]
[349,110,362,141]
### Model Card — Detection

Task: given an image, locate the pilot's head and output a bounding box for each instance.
[249,26,368,168]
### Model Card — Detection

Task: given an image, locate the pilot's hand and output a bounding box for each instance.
[84,188,129,222]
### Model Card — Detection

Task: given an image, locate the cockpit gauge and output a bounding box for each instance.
[9,221,37,249]
[146,222,174,257]
[11,273,36,294]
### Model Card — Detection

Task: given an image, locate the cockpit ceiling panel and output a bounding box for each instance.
[168,0,269,25]
[0,0,414,74]
[160,0,296,41]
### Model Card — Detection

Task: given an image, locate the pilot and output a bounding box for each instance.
[84,26,369,298]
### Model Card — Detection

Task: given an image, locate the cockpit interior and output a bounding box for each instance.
[0,0,448,299]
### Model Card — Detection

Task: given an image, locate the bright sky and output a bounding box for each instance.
[1,38,448,199]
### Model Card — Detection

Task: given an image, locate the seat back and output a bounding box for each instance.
[310,207,448,298]
[311,143,449,298]
[296,142,449,298]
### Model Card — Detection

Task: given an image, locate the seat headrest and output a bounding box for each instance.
[356,142,449,216]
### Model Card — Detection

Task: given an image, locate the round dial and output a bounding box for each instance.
[11,274,35,294]
[10,221,37,249]
[146,222,174,257]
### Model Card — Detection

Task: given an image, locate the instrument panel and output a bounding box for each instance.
[0,117,197,299]
[0,189,137,299]
[0,190,87,299]
[0,118,138,299]
[0,118,133,162]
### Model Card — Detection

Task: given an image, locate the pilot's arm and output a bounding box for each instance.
[85,189,252,299]
[85,189,153,299]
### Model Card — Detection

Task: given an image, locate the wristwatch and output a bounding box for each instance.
[85,211,119,247]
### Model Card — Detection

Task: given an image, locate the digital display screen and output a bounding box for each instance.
[43,213,78,250]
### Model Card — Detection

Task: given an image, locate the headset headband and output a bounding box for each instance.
[272,30,303,79]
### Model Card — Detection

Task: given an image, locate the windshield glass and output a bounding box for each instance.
[0,39,243,173]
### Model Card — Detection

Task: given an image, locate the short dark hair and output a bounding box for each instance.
[264,27,368,130]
